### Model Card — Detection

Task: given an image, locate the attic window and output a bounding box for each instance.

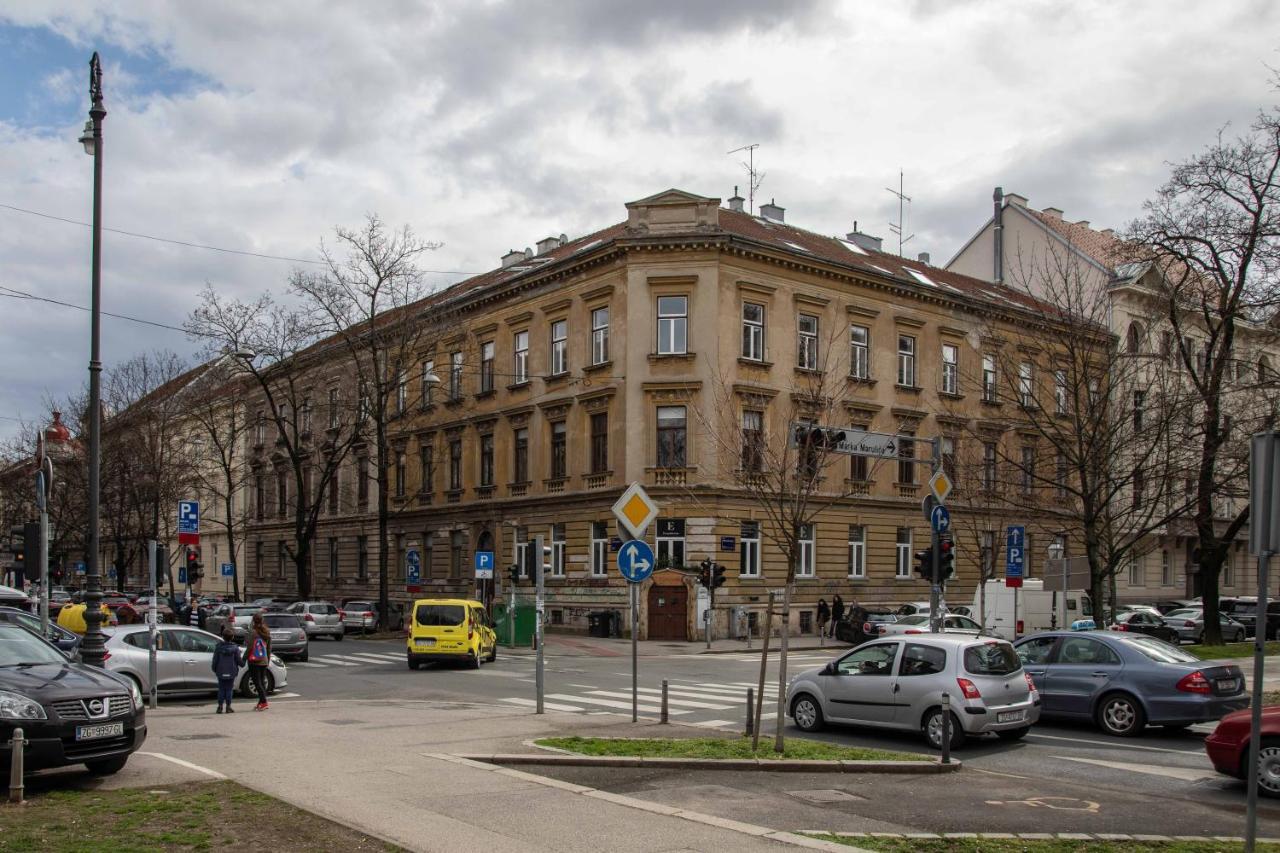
[573,239,602,253]
[836,238,869,255]
[868,264,894,276]
[782,241,810,254]
[906,268,938,288]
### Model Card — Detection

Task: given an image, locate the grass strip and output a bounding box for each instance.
[535,735,921,762]
[0,780,399,852]
[815,835,1280,852]
[1187,641,1280,659]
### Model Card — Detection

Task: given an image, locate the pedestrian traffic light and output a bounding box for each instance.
[913,546,934,580]
[699,558,712,589]
[938,536,955,584]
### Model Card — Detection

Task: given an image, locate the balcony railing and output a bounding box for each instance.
[651,468,689,487]
[896,483,920,499]
[545,477,567,494]
[584,473,609,490]
[509,482,529,498]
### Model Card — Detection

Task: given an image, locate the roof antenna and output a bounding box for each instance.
[727,143,764,215]
[885,169,915,256]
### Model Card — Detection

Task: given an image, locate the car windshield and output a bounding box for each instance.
[264,614,301,629]
[1164,609,1199,619]
[349,602,375,611]
[415,604,464,626]
[896,615,928,626]
[1123,635,1199,663]
[963,641,1021,675]
[0,624,67,665]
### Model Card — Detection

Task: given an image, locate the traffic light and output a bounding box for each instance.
[913,545,934,580]
[21,521,40,582]
[711,563,726,589]
[7,524,26,579]
[508,564,519,586]
[154,543,169,588]
[792,424,847,451]
[699,558,712,589]
[521,543,537,582]
[938,536,956,584]
[186,547,203,584]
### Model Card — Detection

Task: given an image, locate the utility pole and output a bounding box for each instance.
[35,446,52,638]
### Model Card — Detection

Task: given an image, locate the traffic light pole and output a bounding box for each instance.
[36,457,51,639]
[929,439,942,634]
[147,540,158,710]
[533,534,545,714]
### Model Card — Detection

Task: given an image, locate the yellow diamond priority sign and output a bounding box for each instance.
[612,482,659,539]
[928,470,953,503]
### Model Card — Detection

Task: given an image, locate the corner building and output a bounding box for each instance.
[252,189,1087,639]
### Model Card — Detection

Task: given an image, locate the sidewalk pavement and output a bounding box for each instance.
[121,698,857,853]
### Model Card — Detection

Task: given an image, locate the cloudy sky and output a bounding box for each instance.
[1,0,1276,440]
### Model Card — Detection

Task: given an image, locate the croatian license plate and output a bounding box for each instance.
[997,710,1024,724]
[416,638,435,647]
[1217,678,1239,692]
[76,722,124,741]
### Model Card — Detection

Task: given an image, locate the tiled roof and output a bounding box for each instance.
[1019,207,1124,271]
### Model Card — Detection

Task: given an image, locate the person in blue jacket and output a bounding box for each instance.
[211,627,243,714]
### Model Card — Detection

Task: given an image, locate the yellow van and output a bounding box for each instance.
[406,598,496,669]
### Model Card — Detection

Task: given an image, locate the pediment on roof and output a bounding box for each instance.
[625,189,721,234]
[626,188,719,208]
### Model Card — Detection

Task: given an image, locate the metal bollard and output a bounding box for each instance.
[744,688,754,736]
[940,693,952,765]
[8,727,24,803]
[660,680,669,724]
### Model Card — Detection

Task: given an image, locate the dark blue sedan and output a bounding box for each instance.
[0,605,81,656]
[1014,631,1247,736]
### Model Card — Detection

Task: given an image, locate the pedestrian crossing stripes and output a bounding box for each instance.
[498,679,783,728]
[290,651,405,669]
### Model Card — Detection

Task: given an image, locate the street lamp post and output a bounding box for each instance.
[1047,540,1066,630]
[78,52,107,667]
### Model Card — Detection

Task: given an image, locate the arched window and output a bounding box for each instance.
[1125,322,1144,355]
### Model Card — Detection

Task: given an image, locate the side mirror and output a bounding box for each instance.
[822,661,838,676]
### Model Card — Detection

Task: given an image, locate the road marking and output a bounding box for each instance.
[545,693,690,715]
[499,697,586,712]
[1025,733,1203,755]
[1054,755,1217,782]
[591,690,731,710]
[290,661,328,668]
[312,656,360,666]
[672,683,777,698]
[636,687,744,705]
[690,719,738,728]
[985,795,1100,813]
[336,654,398,664]
[138,752,227,780]
[272,692,301,699]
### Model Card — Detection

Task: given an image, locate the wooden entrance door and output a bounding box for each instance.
[647,585,688,641]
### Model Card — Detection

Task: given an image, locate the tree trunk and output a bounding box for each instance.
[376,420,391,632]
[293,496,312,599]
[1085,535,1106,627]
[773,580,793,753]
[223,490,240,601]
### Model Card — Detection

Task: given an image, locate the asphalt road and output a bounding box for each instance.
[219,634,1280,837]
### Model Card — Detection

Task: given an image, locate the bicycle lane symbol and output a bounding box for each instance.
[984,796,1100,814]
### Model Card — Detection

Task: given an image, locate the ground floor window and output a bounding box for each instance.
[740,522,760,577]
[550,524,566,577]
[590,522,608,577]
[896,528,912,578]
[796,524,814,577]
[655,518,685,568]
[848,525,865,578]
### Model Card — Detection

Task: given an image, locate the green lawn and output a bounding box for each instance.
[0,781,398,852]
[534,735,921,762]
[816,835,1280,853]
[1187,640,1280,659]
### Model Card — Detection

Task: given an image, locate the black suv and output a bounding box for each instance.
[0,623,146,776]
[1219,597,1280,639]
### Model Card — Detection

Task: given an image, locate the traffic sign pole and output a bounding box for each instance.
[929,439,941,633]
[534,534,545,715]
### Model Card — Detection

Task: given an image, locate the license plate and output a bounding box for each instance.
[415,638,435,646]
[76,722,124,741]
[1217,678,1239,692]
[997,710,1024,724]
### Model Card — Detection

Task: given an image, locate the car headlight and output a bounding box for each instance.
[128,677,143,710]
[0,689,47,721]
[270,654,284,667]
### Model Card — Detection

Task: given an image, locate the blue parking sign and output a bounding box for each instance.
[1005,525,1025,587]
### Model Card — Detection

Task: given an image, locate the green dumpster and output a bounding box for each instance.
[493,601,536,647]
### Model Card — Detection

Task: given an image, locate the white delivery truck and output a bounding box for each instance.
[971,578,1092,640]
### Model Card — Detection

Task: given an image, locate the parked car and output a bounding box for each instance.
[786,635,1038,749]
[0,605,82,655]
[1014,631,1248,736]
[1161,608,1247,644]
[1116,604,1165,619]
[1205,706,1280,798]
[285,601,345,641]
[204,604,265,642]
[834,611,896,645]
[895,601,934,618]
[132,596,175,624]
[406,598,497,669]
[342,601,379,634]
[1110,609,1181,644]
[103,623,288,699]
[880,614,984,636]
[0,584,30,609]
[1218,597,1280,640]
[250,597,296,612]
[262,612,309,661]
[0,622,145,776]
[1153,599,1197,615]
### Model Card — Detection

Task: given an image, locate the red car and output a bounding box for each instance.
[1204,705,1280,797]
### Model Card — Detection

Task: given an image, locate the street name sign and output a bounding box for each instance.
[177,500,200,545]
[617,539,655,583]
[790,424,901,459]
[1006,525,1025,588]
[612,482,659,540]
[474,550,494,579]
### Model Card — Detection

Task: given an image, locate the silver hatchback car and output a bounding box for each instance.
[286,601,345,641]
[102,624,288,699]
[786,635,1040,749]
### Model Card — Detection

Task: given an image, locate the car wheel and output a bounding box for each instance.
[1097,692,1145,737]
[1236,629,1245,643]
[85,756,128,776]
[264,671,276,695]
[335,631,344,642]
[1254,739,1280,798]
[487,644,497,663]
[408,658,420,670]
[996,726,1030,742]
[924,708,967,750]
[298,649,309,662]
[468,650,480,670]
[1197,631,1206,644]
[791,694,824,732]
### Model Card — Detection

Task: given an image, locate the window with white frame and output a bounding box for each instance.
[982,441,998,490]
[514,526,528,578]
[550,523,565,576]
[898,430,916,484]
[590,521,608,577]
[1054,369,1068,415]
[328,388,340,428]
[741,409,764,472]
[849,324,869,379]
[420,361,435,407]
[656,406,687,468]
[328,537,339,580]
[256,411,266,445]
[742,302,765,361]
[655,519,685,567]
[513,331,529,384]
[982,354,997,402]
[897,334,916,386]
[1128,555,1142,587]
[980,531,996,580]
[896,528,912,578]
[1018,362,1035,407]
[1223,551,1235,587]
[847,525,866,578]
[796,524,815,577]
[449,351,463,400]
[798,314,819,369]
[657,296,688,355]
[396,369,408,414]
[1161,550,1172,586]
[591,306,609,365]
[550,320,568,375]
[941,344,959,394]
[739,521,761,576]
[480,342,495,393]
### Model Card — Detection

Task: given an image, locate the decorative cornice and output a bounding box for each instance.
[641,381,702,394]
[540,297,572,316]
[793,291,831,309]
[580,283,615,302]
[472,321,498,337]
[505,311,534,327]
[894,314,927,329]
[736,280,777,297]
[891,406,929,422]
[846,304,880,319]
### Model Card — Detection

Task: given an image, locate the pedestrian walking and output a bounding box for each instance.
[189,598,200,627]
[246,612,272,711]
[848,599,868,641]
[816,598,830,639]
[211,627,243,714]
[831,595,845,638]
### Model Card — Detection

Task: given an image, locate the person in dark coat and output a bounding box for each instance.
[211,627,243,714]
[831,595,845,637]
[816,598,830,638]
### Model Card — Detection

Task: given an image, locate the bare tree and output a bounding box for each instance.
[1125,102,1280,642]
[186,287,359,600]
[289,215,443,630]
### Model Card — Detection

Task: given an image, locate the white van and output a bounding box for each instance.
[971,578,1092,639]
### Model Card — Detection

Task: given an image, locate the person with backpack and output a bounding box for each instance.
[831,595,845,638]
[211,627,243,714]
[246,612,272,711]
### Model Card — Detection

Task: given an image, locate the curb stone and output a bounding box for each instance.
[805,831,1280,844]
[456,752,958,773]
